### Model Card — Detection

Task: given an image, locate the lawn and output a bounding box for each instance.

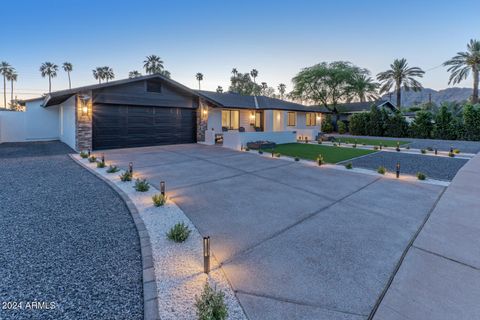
[264,143,377,164]
[334,137,410,147]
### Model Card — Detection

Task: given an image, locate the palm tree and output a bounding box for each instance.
[278,83,286,99]
[377,58,425,110]
[5,69,17,108]
[129,70,142,78]
[232,68,238,77]
[40,62,58,93]
[348,72,379,102]
[93,67,103,83]
[196,72,203,90]
[216,86,223,93]
[62,62,73,89]
[144,55,164,74]
[250,69,258,83]
[161,70,171,78]
[0,62,11,108]
[444,39,480,104]
[102,67,114,82]
[261,82,268,95]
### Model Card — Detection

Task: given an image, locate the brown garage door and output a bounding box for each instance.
[92,104,197,150]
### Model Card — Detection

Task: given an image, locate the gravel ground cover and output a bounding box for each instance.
[348,151,468,181]
[0,142,143,320]
[74,154,247,320]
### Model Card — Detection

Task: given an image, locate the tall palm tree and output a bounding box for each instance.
[62,62,73,89]
[0,62,11,108]
[377,58,425,110]
[348,72,379,102]
[129,70,142,78]
[5,69,17,108]
[231,68,238,77]
[196,72,203,90]
[444,39,480,104]
[39,62,58,93]
[261,82,268,95]
[93,67,103,83]
[278,83,286,99]
[144,55,164,74]
[250,69,258,83]
[102,67,114,82]
[216,86,223,93]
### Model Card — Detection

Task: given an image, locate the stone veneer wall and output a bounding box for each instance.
[196,99,208,142]
[75,94,93,151]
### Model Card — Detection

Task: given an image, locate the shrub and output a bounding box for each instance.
[396,142,400,152]
[453,149,460,154]
[245,147,250,151]
[410,111,433,139]
[426,147,433,151]
[120,171,132,182]
[349,112,370,135]
[373,145,379,150]
[134,179,150,192]
[88,156,97,163]
[406,145,410,150]
[377,166,386,175]
[420,149,427,154]
[384,113,409,137]
[80,151,89,159]
[166,222,191,243]
[152,194,167,207]
[366,106,385,136]
[321,114,334,133]
[317,140,322,144]
[416,172,426,180]
[96,161,106,168]
[294,156,300,161]
[258,150,263,154]
[337,121,347,134]
[463,104,480,141]
[433,105,457,140]
[345,162,353,169]
[316,154,324,166]
[448,151,455,157]
[274,153,281,158]
[106,165,120,173]
[195,282,228,320]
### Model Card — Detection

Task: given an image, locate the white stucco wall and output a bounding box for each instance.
[59,96,76,150]
[25,99,60,141]
[223,131,297,150]
[0,111,26,142]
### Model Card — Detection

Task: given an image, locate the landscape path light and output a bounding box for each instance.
[160,181,166,196]
[396,162,400,178]
[203,236,210,274]
[101,153,105,165]
[129,162,133,174]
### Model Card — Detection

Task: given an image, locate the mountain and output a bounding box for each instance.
[381,87,476,107]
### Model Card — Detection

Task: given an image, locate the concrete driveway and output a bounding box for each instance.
[103,144,445,319]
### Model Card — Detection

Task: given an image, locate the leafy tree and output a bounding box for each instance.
[444,39,480,104]
[348,71,379,102]
[384,112,409,137]
[410,110,433,138]
[432,105,456,140]
[228,72,261,95]
[144,55,164,74]
[250,69,258,83]
[196,72,203,90]
[349,112,370,135]
[278,83,286,99]
[216,86,223,93]
[129,70,142,78]
[366,106,384,136]
[321,114,334,133]
[462,104,480,140]
[377,58,425,110]
[39,62,58,93]
[5,68,17,108]
[62,62,73,89]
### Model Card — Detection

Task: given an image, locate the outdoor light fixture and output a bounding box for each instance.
[203,236,210,274]
[101,153,105,165]
[128,162,133,174]
[88,149,91,157]
[396,162,400,178]
[79,94,91,116]
[202,108,208,116]
[435,148,438,155]
[450,146,454,153]
[160,181,166,196]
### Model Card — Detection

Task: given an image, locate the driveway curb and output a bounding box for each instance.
[69,154,160,320]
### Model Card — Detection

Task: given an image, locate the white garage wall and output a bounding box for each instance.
[0,111,26,142]
[59,96,76,150]
[25,100,59,141]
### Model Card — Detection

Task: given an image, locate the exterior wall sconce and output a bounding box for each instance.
[160,181,166,196]
[79,94,91,117]
[203,236,210,274]
[396,162,400,178]
[202,107,208,117]
[128,162,133,174]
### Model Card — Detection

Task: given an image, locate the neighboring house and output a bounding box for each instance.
[336,100,397,122]
[1,74,328,151]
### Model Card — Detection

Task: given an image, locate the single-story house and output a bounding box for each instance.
[1,74,328,151]
[336,100,397,122]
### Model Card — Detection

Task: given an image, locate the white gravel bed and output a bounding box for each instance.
[73,155,247,320]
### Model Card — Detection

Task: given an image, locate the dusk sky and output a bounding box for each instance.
[3,0,480,103]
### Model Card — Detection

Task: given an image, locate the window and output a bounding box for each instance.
[146,79,162,93]
[222,110,240,130]
[255,111,262,128]
[287,112,296,126]
[306,113,316,126]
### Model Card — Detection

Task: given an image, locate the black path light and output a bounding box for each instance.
[101,153,105,165]
[396,162,400,178]
[128,162,133,174]
[88,149,91,157]
[160,181,166,196]
[435,148,438,155]
[450,145,454,153]
[203,236,210,274]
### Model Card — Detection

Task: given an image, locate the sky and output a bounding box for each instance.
[1,0,479,104]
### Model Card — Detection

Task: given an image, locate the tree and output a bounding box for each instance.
[93,67,103,83]
[261,82,268,95]
[228,72,261,95]
[40,62,58,93]
[216,86,223,93]
[129,70,142,78]
[321,114,334,133]
[444,39,480,104]
[462,104,480,140]
[432,104,456,140]
[0,62,12,108]
[231,68,238,77]
[102,66,114,82]
[348,71,379,102]
[377,58,425,110]
[278,83,286,99]
[62,62,73,89]
[144,55,164,74]
[196,72,203,90]
[250,69,258,83]
[384,112,409,137]
[5,69,17,108]
[349,112,370,136]
[410,110,433,138]
[366,106,384,136]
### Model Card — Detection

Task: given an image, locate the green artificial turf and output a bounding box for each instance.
[334,137,410,147]
[264,143,376,164]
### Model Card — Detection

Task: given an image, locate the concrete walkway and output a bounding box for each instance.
[373,153,480,319]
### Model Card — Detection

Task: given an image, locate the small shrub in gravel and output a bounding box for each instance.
[152,194,167,207]
[453,149,460,154]
[274,153,281,158]
[195,282,228,320]
[96,161,106,168]
[258,150,263,154]
[416,172,426,180]
[426,147,433,151]
[377,166,386,175]
[421,149,427,154]
[317,140,322,144]
[80,151,89,159]
[134,179,150,192]
[345,162,353,169]
[88,156,97,163]
[373,146,379,150]
[120,171,133,182]
[245,147,250,151]
[406,145,410,150]
[448,151,455,157]
[294,156,300,161]
[166,222,191,243]
[396,142,401,152]
[106,165,120,173]
[316,154,324,166]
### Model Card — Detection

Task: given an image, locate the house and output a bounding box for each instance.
[1,74,328,151]
[336,100,397,122]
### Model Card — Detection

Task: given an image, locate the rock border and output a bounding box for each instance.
[69,154,160,320]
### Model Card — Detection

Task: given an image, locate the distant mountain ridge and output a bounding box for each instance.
[381,87,477,107]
